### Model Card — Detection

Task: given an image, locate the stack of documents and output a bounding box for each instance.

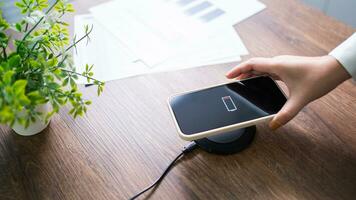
[74,0,266,83]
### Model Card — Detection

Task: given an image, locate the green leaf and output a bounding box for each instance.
[0,106,14,123]
[29,60,41,69]
[3,71,14,84]
[30,116,36,123]
[47,82,60,89]
[27,91,41,99]
[15,2,26,8]
[13,80,27,95]
[25,119,30,128]
[27,91,47,104]
[8,55,21,68]
[19,95,31,105]
[47,57,58,67]
[70,77,75,87]
[15,23,22,32]
[62,77,69,86]
[45,110,55,122]
[69,107,75,115]
[18,118,26,126]
[48,53,53,59]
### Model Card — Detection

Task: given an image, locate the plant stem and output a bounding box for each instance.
[24,10,31,32]
[60,68,103,84]
[45,0,60,15]
[48,55,103,84]
[1,47,6,59]
[58,12,65,18]
[44,84,87,106]
[57,54,68,67]
[30,40,39,53]
[25,23,29,32]
[24,29,50,61]
[56,25,93,58]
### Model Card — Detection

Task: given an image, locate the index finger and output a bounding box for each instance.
[225,57,276,79]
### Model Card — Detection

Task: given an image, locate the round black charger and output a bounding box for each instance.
[194,126,256,154]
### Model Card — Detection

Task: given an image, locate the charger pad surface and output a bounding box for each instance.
[194,126,256,154]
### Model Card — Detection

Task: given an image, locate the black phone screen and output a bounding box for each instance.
[169,76,287,135]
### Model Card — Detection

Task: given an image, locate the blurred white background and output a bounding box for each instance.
[1,0,355,27]
[301,0,356,28]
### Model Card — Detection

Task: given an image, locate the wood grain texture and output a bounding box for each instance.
[1,0,355,199]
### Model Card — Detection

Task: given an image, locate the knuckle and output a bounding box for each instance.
[272,55,285,60]
[247,57,264,67]
[270,57,285,71]
[247,58,257,65]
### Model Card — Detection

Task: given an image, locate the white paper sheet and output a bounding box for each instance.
[74,15,149,83]
[74,0,266,82]
[74,15,242,82]
[89,0,254,67]
[152,27,244,72]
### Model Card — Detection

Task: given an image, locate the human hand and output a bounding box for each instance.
[226,55,351,130]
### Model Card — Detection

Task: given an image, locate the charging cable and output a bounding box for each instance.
[129,142,198,200]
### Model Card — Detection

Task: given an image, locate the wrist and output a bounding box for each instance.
[323,55,351,83]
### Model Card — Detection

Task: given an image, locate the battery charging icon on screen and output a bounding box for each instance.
[222,96,237,112]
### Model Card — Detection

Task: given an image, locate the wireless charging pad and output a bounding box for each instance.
[194,126,256,154]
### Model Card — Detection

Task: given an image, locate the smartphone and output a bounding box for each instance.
[168,76,287,141]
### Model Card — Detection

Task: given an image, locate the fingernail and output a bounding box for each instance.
[269,120,281,130]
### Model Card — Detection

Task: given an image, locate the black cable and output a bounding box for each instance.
[129,142,198,200]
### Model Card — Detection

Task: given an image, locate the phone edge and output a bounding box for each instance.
[167,76,288,141]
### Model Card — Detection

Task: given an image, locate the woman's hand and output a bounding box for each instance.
[226,55,351,130]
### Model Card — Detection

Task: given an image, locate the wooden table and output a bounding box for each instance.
[1,0,356,199]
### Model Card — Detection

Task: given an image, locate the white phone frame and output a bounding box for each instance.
[167,76,288,141]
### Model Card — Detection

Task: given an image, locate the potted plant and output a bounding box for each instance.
[0,0,104,136]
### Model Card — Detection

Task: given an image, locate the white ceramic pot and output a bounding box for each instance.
[12,103,51,136]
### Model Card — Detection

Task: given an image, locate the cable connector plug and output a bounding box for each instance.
[182,142,198,154]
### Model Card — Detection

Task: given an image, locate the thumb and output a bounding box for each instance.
[269,96,305,130]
